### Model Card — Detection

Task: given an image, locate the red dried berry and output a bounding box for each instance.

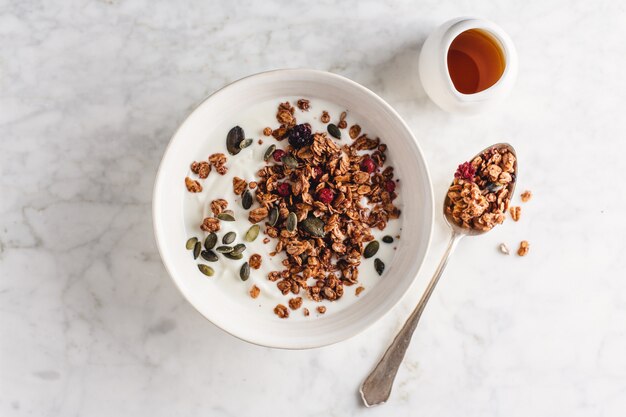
[273,149,286,163]
[277,182,291,197]
[312,166,323,179]
[317,188,334,204]
[360,157,376,173]
[385,180,396,193]
[454,161,476,181]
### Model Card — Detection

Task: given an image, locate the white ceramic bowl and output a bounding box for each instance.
[153,69,434,349]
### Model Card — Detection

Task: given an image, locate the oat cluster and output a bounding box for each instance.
[446,146,516,231]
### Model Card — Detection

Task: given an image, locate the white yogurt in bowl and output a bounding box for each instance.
[184,96,404,320]
[153,69,433,348]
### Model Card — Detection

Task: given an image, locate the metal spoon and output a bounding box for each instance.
[360,143,517,407]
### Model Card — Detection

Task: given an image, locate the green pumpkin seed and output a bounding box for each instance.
[264,144,276,161]
[216,245,233,253]
[204,233,217,250]
[224,252,243,260]
[217,211,235,221]
[193,241,202,259]
[226,126,244,155]
[222,231,236,244]
[268,207,279,227]
[281,154,299,169]
[364,241,380,258]
[232,243,246,255]
[286,212,297,232]
[242,190,253,210]
[240,262,250,281]
[200,250,218,262]
[198,264,214,276]
[186,237,198,250]
[382,235,394,244]
[327,123,341,139]
[300,216,326,237]
[374,258,385,276]
[245,224,260,242]
[239,138,253,149]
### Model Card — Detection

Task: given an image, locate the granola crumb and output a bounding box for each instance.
[232,177,247,195]
[258,139,263,145]
[517,240,529,256]
[274,304,289,318]
[200,217,220,232]
[263,127,272,136]
[288,296,303,310]
[190,161,211,178]
[355,286,365,296]
[316,306,326,314]
[249,207,269,223]
[249,285,260,299]
[185,177,202,193]
[263,237,270,244]
[338,120,347,129]
[210,199,228,216]
[521,190,532,202]
[499,243,510,255]
[296,99,310,111]
[249,254,262,269]
[349,124,361,139]
[320,111,330,123]
[510,206,521,221]
[303,308,310,317]
[208,153,228,175]
[249,181,257,189]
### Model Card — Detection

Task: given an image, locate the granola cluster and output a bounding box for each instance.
[446,146,516,231]
[253,102,400,311]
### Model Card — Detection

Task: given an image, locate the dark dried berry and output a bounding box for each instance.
[454,161,475,181]
[361,157,376,173]
[287,123,313,149]
[317,188,334,204]
[384,180,396,193]
[277,182,291,197]
[272,149,286,162]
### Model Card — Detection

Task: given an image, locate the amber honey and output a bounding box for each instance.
[447,29,505,94]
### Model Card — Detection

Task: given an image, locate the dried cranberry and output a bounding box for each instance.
[277,182,291,197]
[317,188,334,204]
[454,161,475,181]
[312,166,323,179]
[360,157,376,173]
[384,180,396,193]
[272,149,287,163]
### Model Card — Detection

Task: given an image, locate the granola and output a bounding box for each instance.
[445,146,516,231]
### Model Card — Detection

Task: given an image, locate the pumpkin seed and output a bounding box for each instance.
[185,237,198,250]
[374,258,385,276]
[281,154,299,169]
[327,123,341,139]
[224,252,243,260]
[242,190,253,210]
[232,243,246,255]
[240,262,250,281]
[226,126,244,155]
[193,241,202,259]
[382,235,394,244]
[364,241,380,258]
[217,211,235,221]
[264,144,276,161]
[200,250,219,262]
[268,207,279,226]
[222,232,236,244]
[216,245,233,253]
[245,224,260,242]
[239,138,253,149]
[198,264,214,276]
[300,216,326,237]
[286,212,297,232]
[204,233,217,250]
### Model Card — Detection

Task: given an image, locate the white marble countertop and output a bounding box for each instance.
[2,1,625,416]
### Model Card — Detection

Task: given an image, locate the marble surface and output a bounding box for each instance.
[1,0,625,416]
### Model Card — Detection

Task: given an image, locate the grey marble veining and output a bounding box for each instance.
[1,0,626,416]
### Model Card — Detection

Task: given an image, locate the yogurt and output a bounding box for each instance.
[184,97,403,320]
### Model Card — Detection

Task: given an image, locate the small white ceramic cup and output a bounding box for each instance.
[418,17,518,115]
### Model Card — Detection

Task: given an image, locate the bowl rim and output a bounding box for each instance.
[152,68,434,349]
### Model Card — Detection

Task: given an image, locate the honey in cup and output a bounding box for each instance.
[447,29,506,94]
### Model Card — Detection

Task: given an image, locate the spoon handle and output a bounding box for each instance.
[360,231,463,407]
